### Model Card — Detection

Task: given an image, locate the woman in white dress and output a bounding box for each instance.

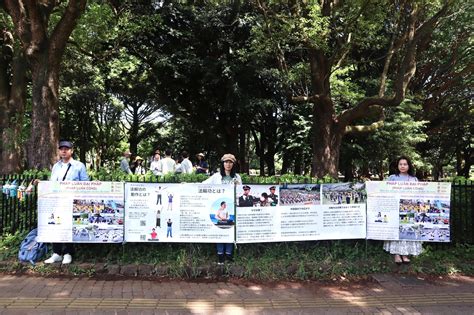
[384,156,422,264]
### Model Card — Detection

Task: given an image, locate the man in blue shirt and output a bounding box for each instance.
[44,140,89,265]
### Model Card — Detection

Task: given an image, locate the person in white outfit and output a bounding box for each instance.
[159,149,176,175]
[383,156,422,264]
[180,151,194,174]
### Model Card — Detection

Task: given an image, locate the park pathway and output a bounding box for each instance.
[0,274,473,314]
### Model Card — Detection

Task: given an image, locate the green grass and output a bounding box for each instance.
[1,232,473,279]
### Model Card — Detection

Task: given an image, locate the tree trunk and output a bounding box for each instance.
[293,151,303,175]
[4,0,87,170]
[28,55,60,169]
[461,149,472,178]
[264,151,275,176]
[0,36,27,174]
[310,97,342,178]
[280,150,291,175]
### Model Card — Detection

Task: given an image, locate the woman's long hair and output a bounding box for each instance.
[393,156,415,176]
[219,161,237,178]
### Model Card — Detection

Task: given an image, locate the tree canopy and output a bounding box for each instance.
[0,0,471,179]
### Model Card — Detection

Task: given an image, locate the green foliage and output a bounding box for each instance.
[2,239,471,280]
[0,231,26,261]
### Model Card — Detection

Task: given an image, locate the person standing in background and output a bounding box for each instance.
[133,156,146,175]
[180,151,194,174]
[195,153,209,174]
[150,153,162,175]
[120,151,132,175]
[159,149,176,175]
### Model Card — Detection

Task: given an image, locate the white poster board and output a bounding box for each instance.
[124,183,235,243]
[366,181,451,242]
[236,183,366,243]
[37,181,125,243]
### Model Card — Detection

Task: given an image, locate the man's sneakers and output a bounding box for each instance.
[44,253,62,264]
[44,253,73,264]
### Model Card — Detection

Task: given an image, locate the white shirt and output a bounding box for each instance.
[181,158,193,174]
[159,157,176,175]
[150,160,162,175]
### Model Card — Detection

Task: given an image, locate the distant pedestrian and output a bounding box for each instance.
[120,151,132,175]
[150,153,162,175]
[133,156,146,175]
[180,151,194,174]
[159,149,176,175]
[195,153,209,174]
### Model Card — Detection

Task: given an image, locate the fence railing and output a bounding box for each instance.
[1,174,473,244]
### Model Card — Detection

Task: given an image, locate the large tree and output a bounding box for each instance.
[253,0,453,178]
[2,0,86,169]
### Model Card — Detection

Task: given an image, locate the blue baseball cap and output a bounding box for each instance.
[58,140,73,149]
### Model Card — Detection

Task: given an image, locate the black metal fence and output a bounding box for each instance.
[1,174,473,244]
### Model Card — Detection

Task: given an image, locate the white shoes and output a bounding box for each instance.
[44,253,73,264]
[62,254,72,264]
[44,253,62,264]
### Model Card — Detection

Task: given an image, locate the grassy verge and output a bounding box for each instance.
[1,231,473,279]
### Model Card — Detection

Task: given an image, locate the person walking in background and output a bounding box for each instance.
[44,140,89,265]
[384,156,422,264]
[148,149,160,168]
[203,153,242,265]
[195,153,209,175]
[174,156,183,174]
[120,150,132,175]
[133,156,146,175]
[150,153,162,175]
[180,151,194,174]
[159,149,176,175]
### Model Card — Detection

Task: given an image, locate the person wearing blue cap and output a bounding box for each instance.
[44,140,89,265]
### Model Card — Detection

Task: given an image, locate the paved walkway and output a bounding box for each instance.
[0,274,473,314]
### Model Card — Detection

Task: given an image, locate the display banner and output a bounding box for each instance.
[366,181,451,242]
[236,183,367,243]
[37,181,125,243]
[124,183,235,243]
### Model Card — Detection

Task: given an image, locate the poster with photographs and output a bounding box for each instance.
[366,181,451,242]
[124,183,235,243]
[37,181,124,243]
[236,183,366,243]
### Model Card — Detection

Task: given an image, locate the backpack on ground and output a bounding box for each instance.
[18,228,48,265]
